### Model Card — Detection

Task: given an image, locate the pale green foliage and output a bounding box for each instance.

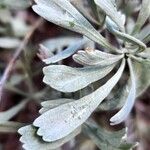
[94,0,125,32]
[33,60,125,142]
[0,0,31,9]
[18,125,81,150]
[0,37,20,49]
[0,100,28,122]
[84,121,136,150]
[1,0,147,149]
[43,63,116,92]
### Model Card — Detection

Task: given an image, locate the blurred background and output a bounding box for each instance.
[0,0,149,150]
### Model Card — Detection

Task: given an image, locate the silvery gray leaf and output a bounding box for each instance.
[32,0,118,52]
[132,0,150,34]
[84,121,135,150]
[18,125,81,150]
[83,37,95,50]
[42,36,82,53]
[0,100,28,122]
[138,48,150,59]
[135,24,150,43]
[43,63,116,92]
[132,58,150,97]
[105,18,146,52]
[75,49,119,60]
[0,121,24,133]
[39,99,74,114]
[70,0,100,25]
[99,79,131,111]
[129,54,150,64]
[0,37,20,49]
[43,38,87,64]
[110,59,136,125]
[73,50,124,66]
[94,0,125,31]
[33,59,125,142]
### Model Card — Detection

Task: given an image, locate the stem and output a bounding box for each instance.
[0,18,43,103]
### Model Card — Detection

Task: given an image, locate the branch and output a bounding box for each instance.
[0,18,43,102]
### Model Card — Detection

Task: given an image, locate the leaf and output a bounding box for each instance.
[73,50,124,66]
[0,0,31,9]
[106,17,146,53]
[110,58,136,125]
[129,54,150,64]
[43,63,116,92]
[94,0,125,31]
[0,100,28,122]
[99,79,131,111]
[84,121,134,150]
[132,0,150,34]
[135,24,150,43]
[33,59,125,142]
[18,125,81,150]
[42,36,82,53]
[0,9,11,23]
[0,121,24,133]
[39,99,74,114]
[131,57,150,97]
[0,37,20,49]
[32,0,118,52]
[43,38,87,64]
[10,17,31,37]
[138,48,150,59]
[70,0,100,25]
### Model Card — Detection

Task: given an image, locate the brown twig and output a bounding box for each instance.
[0,18,43,102]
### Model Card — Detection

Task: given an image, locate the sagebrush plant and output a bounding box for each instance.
[17,0,150,149]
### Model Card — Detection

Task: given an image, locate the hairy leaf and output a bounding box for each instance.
[132,58,150,97]
[110,59,136,125]
[94,0,125,31]
[132,0,150,34]
[43,63,116,92]
[84,121,135,150]
[43,38,87,64]
[70,0,100,25]
[138,48,150,59]
[18,125,81,150]
[0,37,20,49]
[73,50,124,66]
[33,59,125,142]
[106,17,146,52]
[32,0,118,52]
[39,99,74,114]
[99,79,131,111]
[42,36,82,53]
[135,24,150,43]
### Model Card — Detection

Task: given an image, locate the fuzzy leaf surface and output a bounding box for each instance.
[18,125,81,150]
[110,59,136,125]
[32,0,118,52]
[84,121,135,150]
[132,0,150,34]
[94,0,125,31]
[43,63,116,92]
[73,50,124,66]
[33,59,125,142]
